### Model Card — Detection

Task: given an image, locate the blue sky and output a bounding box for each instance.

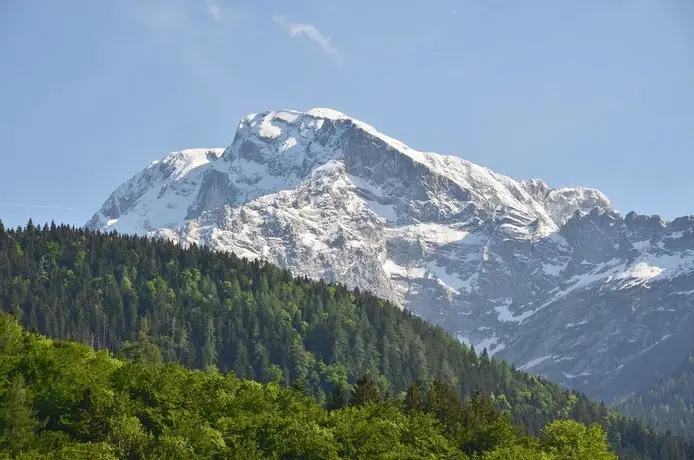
[1,0,692,228]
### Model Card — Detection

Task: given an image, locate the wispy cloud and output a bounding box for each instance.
[273,16,343,63]
[0,202,77,211]
[206,0,222,23]
[205,0,253,25]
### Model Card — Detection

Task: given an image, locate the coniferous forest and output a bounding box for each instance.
[1,219,693,459]
[617,350,694,439]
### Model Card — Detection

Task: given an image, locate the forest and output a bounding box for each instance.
[0,219,692,459]
[617,349,694,439]
[0,311,621,459]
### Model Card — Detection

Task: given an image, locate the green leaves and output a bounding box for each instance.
[542,419,617,460]
[0,312,622,459]
[0,375,39,455]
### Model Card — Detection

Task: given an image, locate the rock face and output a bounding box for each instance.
[87,108,694,402]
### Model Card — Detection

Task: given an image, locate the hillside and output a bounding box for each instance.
[617,350,694,438]
[0,311,624,459]
[0,220,692,458]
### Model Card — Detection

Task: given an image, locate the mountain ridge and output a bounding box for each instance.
[88,108,611,235]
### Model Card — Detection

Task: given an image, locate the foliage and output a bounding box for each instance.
[0,313,620,459]
[0,220,692,458]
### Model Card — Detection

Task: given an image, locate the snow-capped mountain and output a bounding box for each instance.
[87,108,694,402]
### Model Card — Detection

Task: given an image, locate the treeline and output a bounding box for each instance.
[0,220,692,459]
[0,312,617,459]
[618,350,694,439]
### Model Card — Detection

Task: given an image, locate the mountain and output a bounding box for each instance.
[1,222,692,459]
[87,108,694,404]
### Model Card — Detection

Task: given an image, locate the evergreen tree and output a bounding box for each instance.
[425,379,463,434]
[404,379,424,413]
[350,374,381,406]
[326,386,349,411]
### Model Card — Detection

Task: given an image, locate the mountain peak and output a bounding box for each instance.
[231,107,409,159]
[89,107,614,237]
[305,107,351,119]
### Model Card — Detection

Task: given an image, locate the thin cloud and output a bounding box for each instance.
[206,0,222,23]
[273,16,342,63]
[206,1,254,26]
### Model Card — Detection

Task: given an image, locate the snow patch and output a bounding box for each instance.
[518,355,553,371]
[413,224,471,245]
[541,261,567,276]
[429,263,473,294]
[613,262,664,288]
[306,108,349,120]
[638,334,672,356]
[258,114,282,139]
[274,110,300,123]
[563,372,591,379]
[537,253,687,307]
[667,230,687,240]
[456,334,505,357]
[280,137,297,151]
[382,259,427,279]
[632,240,651,251]
[493,301,536,324]
[566,320,589,328]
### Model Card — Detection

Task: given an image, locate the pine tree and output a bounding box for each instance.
[425,379,463,437]
[350,374,381,406]
[326,386,349,410]
[404,379,424,413]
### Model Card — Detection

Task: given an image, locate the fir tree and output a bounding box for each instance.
[404,379,424,413]
[350,374,381,406]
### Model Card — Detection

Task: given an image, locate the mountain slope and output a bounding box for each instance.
[1,221,692,459]
[617,349,694,438]
[86,108,694,405]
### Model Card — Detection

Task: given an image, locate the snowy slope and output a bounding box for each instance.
[87,108,694,402]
